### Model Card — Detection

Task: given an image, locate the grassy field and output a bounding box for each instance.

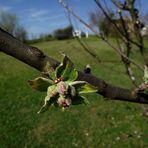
[0,37,148,147]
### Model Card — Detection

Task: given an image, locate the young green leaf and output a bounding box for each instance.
[28,77,53,91]
[47,85,58,97]
[61,56,74,80]
[44,62,56,80]
[70,81,98,94]
[55,55,68,78]
[66,69,78,82]
[37,95,51,114]
[55,55,77,81]
[37,95,56,114]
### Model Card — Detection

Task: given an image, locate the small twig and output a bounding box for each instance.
[118,10,137,86]
[95,0,144,50]
[103,38,143,71]
[76,37,101,63]
[63,1,127,75]
[115,37,137,86]
[111,0,131,11]
[59,0,100,37]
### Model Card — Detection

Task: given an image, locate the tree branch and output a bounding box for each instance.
[111,0,130,11]
[0,28,148,104]
[59,0,143,72]
[0,28,59,71]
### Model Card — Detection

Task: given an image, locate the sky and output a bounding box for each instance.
[0,0,147,39]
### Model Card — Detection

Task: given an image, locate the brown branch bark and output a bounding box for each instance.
[0,28,59,71]
[0,28,148,104]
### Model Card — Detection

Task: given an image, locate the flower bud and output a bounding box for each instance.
[118,9,121,13]
[57,81,68,95]
[54,77,62,84]
[57,96,71,107]
[47,85,57,97]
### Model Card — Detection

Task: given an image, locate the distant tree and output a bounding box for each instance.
[0,11,27,42]
[0,11,17,35]
[89,9,104,30]
[39,33,53,41]
[53,25,73,40]
[89,10,114,37]
[15,25,27,42]
[99,15,112,37]
[143,12,148,25]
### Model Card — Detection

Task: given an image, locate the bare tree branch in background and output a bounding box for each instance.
[59,0,148,89]
[64,0,128,76]
[0,11,28,42]
[111,0,148,64]
[59,0,143,74]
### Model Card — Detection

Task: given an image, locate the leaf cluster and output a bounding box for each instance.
[28,55,97,113]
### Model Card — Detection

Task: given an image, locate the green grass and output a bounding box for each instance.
[0,37,148,147]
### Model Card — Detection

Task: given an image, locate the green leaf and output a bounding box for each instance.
[44,62,56,80]
[28,77,54,91]
[81,96,90,105]
[37,95,51,114]
[47,85,58,97]
[55,63,64,79]
[55,55,68,78]
[66,69,78,82]
[37,95,56,114]
[61,56,74,80]
[144,89,148,95]
[55,55,78,81]
[70,81,98,94]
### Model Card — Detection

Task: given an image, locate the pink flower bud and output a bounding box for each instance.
[54,77,62,84]
[57,81,68,95]
[57,97,71,107]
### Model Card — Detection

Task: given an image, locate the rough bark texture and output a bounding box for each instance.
[0,28,59,71]
[0,28,148,104]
